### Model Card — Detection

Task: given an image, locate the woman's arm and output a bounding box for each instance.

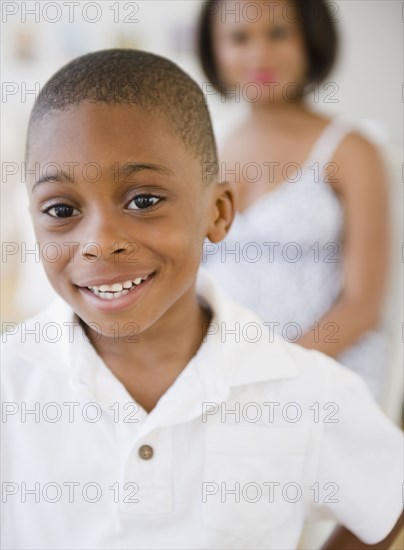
[320,512,403,550]
[298,132,390,357]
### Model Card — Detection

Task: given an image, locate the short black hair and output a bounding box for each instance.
[197,0,338,95]
[27,49,218,176]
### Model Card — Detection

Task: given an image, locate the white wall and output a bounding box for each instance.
[320,0,403,145]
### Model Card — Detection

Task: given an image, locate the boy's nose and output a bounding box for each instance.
[81,241,129,262]
[80,216,135,262]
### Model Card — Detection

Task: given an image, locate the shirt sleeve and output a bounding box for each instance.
[305,355,403,544]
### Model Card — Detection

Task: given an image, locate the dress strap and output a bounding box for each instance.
[306,118,353,167]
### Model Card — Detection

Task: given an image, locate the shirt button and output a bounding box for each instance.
[138,444,153,460]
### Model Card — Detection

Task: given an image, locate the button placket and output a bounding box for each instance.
[120,427,173,514]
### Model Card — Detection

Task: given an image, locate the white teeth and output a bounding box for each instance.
[86,274,151,299]
[98,282,124,292]
[99,284,111,292]
[111,283,123,292]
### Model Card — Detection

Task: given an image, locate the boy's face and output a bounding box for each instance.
[26,103,232,339]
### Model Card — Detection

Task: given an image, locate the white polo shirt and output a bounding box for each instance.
[1,268,402,549]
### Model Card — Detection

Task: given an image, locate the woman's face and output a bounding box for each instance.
[212,0,308,104]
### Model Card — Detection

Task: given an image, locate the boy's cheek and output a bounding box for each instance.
[36,243,74,287]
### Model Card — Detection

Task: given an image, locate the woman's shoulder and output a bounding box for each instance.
[331,123,384,172]
[326,121,386,195]
[302,112,381,156]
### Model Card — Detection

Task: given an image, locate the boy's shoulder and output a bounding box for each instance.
[224,325,364,403]
[202,267,365,401]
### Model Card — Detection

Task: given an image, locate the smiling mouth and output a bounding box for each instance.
[85,274,151,300]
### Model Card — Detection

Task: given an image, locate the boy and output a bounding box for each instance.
[1,49,402,549]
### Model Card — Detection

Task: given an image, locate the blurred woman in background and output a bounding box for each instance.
[198,0,391,402]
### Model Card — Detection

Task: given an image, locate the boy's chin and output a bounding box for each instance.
[77,315,143,344]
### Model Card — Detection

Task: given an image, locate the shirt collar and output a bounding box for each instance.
[194,267,299,389]
[44,267,298,390]
[39,267,298,435]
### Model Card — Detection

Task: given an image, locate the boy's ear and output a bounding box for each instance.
[206,181,237,243]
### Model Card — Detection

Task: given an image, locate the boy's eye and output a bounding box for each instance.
[128,194,161,210]
[45,204,80,218]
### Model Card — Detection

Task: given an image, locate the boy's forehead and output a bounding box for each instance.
[31,103,165,149]
[28,102,196,171]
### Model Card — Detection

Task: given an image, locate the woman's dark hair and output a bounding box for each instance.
[197,0,338,95]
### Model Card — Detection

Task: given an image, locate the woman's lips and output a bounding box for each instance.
[249,70,277,84]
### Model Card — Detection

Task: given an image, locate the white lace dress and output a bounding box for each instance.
[203,118,388,402]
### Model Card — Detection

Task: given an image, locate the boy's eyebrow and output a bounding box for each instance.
[119,162,175,179]
[32,170,74,192]
[32,163,174,192]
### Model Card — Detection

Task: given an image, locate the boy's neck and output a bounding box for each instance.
[78,290,212,410]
